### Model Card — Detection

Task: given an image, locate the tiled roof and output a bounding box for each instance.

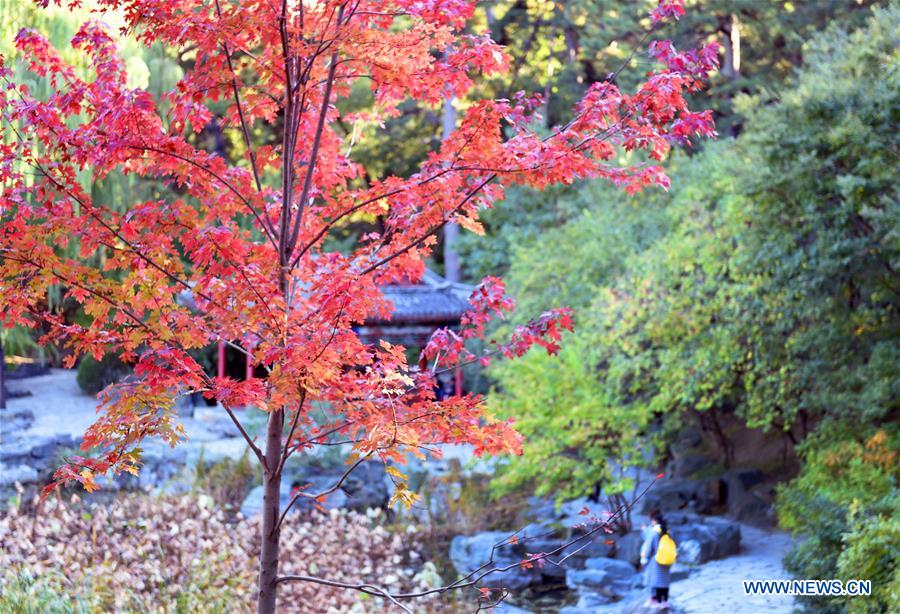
[176,269,473,325]
[371,269,473,324]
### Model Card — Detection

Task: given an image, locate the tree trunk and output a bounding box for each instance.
[257,408,285,614]
[720,14,741,80]
[441,96,461,282]
[0,335,6,409]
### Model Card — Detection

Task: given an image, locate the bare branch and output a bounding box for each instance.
[274,452,373,533]
[222,402,265,466]
[277,476,660,601]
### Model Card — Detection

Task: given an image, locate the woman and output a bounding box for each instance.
[640,509,672,607]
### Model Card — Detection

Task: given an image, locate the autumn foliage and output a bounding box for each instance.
[1,0,715,608]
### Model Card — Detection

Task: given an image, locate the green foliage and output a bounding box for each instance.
[486,10,900,601]
[488,144,743,499]
[779,426,899,613]
[75,353,131,395]
[0,326,42,362]
[0,572,97,614]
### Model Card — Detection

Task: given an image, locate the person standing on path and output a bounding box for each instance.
[640,509,673,607]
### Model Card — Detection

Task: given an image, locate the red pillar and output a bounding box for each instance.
[454,365,463,396]
[217,340,225,379]
[245,353,254,380]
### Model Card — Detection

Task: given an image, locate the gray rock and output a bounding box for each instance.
[1,433,78,468]
[566,557,635,596]
[0,408,35,438]
[341,462,389,511]
[240,476,348,518]
[698,516,741,558]
[673,454,716,478]
[730,491,773,526]
[516,522,569,579]
[677,539,703,565]
[641,479,724,515]
[0,462,39,486]
[723,468,765,492]
[666,514,741,563]
[614,531,645,566]
[523,495,559,522]
[566,532,617,565]
[449,531,542,591]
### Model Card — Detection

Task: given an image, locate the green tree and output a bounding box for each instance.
[489,12,898,607]
[458,0,881,280]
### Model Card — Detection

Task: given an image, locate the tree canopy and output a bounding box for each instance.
[486,6,898,610]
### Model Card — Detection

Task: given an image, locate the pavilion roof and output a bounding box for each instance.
[372,269,473,325]
[177,269,473,326]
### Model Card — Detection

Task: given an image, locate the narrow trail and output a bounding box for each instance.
[590,524,797,614]
[668,524,797,613]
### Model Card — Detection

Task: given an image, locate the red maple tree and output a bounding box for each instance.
[0,0,715,610]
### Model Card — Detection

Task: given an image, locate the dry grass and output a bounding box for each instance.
[1,491,441,613]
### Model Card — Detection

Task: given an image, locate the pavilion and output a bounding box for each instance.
[214,269,473,394]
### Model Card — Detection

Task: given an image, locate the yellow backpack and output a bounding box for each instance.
[655,532,677,566]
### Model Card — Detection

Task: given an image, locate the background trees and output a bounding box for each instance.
[483,5,898,611]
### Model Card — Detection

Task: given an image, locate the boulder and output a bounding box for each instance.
[666,514,741,563]
[565,532,617,568]
[641,479,723,515]
[449,531,542,591]
[730,491,773,526]
[672,454,716,478]
[517,522,569,579]
[699,516,741,558]
[719,468,773,526]
[677,539,703,565]
[0,408,34,438]
[566,557,635,597]
[340,461,389,511]
[614,531,645,566]
[722,468,765,492]
[522,495,560,522]
[0,432,78,468]
[0,462,39,486]
[240,475,348,518]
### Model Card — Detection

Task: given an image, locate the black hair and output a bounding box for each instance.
[649,508,668,535]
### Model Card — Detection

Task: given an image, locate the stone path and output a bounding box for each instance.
[667,524,796,613]
[603,523,798,614]
[5,368,98,438]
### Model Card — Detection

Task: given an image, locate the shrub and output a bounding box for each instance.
[191,450,261,512]
[75,354,130,395]
[779,425,898,613]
